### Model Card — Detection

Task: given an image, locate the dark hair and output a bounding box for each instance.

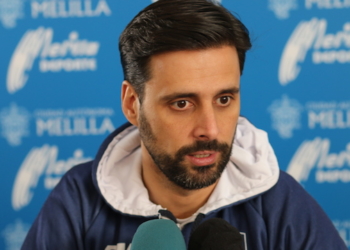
[119,0,251,101]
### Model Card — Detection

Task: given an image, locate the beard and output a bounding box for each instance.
[138,110,233,190]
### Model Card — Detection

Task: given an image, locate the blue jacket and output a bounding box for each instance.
[22,118,347,250]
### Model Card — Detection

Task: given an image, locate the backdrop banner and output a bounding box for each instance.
[1,0,349,249]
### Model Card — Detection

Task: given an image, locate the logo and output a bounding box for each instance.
[7,27,100,94]
[0,103,30,146]
[279,19,350,85]
[12,144,92,210]
[287,138,350,183]
[31,0,111,19]
[305,0,350,9]
[333,220,350,247]
[2,219,30,250]
[268,95,303,139]
[0,0,24,29]
[268,0,297,19]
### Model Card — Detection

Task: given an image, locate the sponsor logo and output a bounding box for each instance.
[287,137,350,183]
[0,103,30,146]
[268,0,298,19]
[7,27,100,94]
[268,95,303,139]
[31,0,111,19]
[0,0,24,29]
[305,0,350,9]
[12,144,92,210]
[34,107,115,137]
[333,220,350,247]
[2,219,30,250]
[279,18,350,85]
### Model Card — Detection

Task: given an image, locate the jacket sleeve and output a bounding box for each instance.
[261,171,347,250]
[21,161,98,250]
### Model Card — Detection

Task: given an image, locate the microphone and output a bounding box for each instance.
[188,218,244,250]
[130,219,187,250]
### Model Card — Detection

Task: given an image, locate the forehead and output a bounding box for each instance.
[145,46,240,95]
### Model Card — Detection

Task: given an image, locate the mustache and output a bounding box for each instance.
[175,140,231,159]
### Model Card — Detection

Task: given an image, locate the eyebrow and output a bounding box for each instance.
[160,87,240,102]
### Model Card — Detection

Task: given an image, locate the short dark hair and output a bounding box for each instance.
[119,0,251,101]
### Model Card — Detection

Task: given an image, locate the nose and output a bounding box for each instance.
[193,105,219,141]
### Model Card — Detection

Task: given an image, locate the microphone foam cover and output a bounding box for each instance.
[188,218,244,250]
[131,219,187,250]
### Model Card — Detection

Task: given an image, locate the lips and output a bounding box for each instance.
[186,151,218,166]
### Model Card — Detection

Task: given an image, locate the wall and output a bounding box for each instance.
[0,0,349,248]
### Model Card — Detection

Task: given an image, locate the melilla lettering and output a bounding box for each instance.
[305,0,350,9]
[31,0,112,18]
[308,110,350,129]
[36,117,115,136]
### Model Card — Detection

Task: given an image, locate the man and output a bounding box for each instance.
[22,0,347,249]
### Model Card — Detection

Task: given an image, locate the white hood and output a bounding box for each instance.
[96,117,279,217]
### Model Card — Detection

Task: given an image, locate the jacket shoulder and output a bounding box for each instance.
[254,170,347,249]
[22,161,105,249]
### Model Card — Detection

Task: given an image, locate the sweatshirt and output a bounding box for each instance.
[21,117,347,250]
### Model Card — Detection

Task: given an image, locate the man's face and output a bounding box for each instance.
[138,46,241,190]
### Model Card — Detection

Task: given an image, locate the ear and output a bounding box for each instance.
[121,81,140,126]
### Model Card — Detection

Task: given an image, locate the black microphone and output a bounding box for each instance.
[188,218,244,250]
[130,219,187,250]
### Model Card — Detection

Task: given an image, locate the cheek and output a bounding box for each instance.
[149,114,193,151]
[218,107,240,139]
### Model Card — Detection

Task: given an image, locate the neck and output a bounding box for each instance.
[141,146,218,219]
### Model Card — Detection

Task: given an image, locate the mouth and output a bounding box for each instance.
[186,151,218,166]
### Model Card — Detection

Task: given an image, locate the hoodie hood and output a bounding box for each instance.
[96,116,279,217]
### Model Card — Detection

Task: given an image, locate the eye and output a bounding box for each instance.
[171,100,193,110]
[216,96,232,106]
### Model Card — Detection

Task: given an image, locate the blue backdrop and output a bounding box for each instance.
[1,0,349,249]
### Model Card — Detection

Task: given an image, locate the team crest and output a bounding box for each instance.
[2,219,30,250]
[0,103,30,146]
[0,0,25,29]
[268,0,297,19]
[268,95,303,139]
